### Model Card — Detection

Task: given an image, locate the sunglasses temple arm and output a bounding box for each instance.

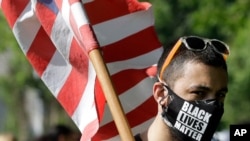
[159,39,182,79]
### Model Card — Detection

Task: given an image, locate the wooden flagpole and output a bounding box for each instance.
[89,49,135,141]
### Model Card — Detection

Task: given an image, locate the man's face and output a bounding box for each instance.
[171,61,228,103]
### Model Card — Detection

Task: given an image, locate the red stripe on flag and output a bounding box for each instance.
[94,79,106,122]
[102,27,162,63]
[1,0,29,28]
[126,96,156,127]
[112,68,150,95]
[93,96,156,140]
[84,0,150,25]
[57,39,89,116]
[36,2,57,35]
[27,28,56,77]
[69,38,90,74]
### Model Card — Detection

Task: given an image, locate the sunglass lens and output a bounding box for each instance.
[211,40,229,55]
[186,37,205,50]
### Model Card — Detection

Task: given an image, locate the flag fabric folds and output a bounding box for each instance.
[1,0,163,140]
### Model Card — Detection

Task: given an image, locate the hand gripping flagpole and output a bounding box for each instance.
[89,49,135,141]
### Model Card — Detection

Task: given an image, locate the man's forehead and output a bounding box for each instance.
[183,61,227,73]
[175,62,228,86]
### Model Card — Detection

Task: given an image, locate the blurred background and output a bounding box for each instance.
[0,0,250,141]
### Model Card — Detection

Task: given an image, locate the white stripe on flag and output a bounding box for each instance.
[61,0,71,26]
[51,13,72,60]
[41,51,72,97]
[93,7,154,46]
[13,2,40,55]
[71,2,89,28]
[107,48,162,75]
[119,77,156,112]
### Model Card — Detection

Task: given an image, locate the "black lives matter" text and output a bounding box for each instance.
[174,101,212,141]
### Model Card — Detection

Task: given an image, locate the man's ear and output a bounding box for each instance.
[153,82,167,103]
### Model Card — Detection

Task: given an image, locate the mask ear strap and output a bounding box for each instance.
[159,94,173,109]
[160,94,174,128]
[159,95,167,106]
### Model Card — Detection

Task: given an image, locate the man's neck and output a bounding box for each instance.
[140,114,180,141]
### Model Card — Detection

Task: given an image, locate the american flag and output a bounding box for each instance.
[1,0,163,140]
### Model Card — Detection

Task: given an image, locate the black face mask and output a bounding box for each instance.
[161,85,224,141]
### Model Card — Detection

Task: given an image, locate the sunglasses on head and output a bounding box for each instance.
[159,36,230,79]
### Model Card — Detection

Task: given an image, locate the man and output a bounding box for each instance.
[135,36,230,141]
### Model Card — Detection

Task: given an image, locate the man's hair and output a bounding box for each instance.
[157,38,228,87]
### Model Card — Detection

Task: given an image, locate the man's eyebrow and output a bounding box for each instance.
[190,85,228,93]
[189,85,211,91]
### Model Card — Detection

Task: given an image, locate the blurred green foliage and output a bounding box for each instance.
[0,0,250,140]
[148,0,250,129]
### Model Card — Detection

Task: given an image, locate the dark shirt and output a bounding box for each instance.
[134,133,219,141]
[134,134,143,141]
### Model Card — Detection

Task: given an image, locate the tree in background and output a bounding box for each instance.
[149,0,250,129]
